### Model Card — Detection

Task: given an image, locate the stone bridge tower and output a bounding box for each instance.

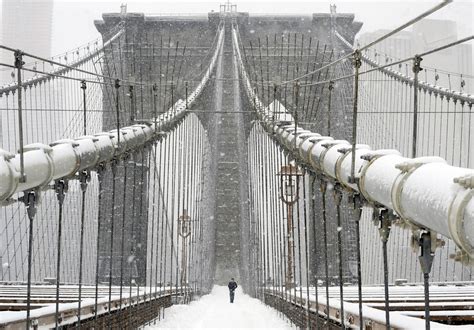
[94,7,362,288]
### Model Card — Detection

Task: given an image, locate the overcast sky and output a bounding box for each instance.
[0,0,472,55]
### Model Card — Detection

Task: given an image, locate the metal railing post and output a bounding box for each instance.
[349,50,361,184]
[14,50,26,182]
[412,55,423,158]
[81,80,87,135]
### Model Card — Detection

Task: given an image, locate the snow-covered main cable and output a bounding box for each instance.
[0,25,225,203]
[232,25,474,260]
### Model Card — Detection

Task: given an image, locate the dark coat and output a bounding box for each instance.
[228,280,238,291]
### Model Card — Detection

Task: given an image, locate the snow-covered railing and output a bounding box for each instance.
[232,25,474,259]
[0,26,224,203]
[264,286,465,329]
[0,285,188,328]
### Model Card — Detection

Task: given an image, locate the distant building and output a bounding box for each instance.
[357,19,473,93]
[0,0,54,85]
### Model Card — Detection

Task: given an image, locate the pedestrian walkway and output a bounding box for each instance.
[146,286,295,329]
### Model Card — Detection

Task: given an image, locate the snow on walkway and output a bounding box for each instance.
[146,286,295,329]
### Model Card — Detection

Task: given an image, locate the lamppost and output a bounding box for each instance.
[178,210,191,288]
[277,163,303,290]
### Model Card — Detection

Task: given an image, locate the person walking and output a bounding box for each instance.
[228,278,238,303]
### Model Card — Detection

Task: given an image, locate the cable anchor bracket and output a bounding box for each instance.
[14,50,25,69]
[412,55,423,74]
[352,50,362,70]
[417,231,443,275]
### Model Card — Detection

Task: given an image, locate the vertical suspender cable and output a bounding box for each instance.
[247,129,256,297]
[270,137,280,314]
[24,191,37,329]
[157,136,167,321]
[148,141,157,312]
[412,55,422,158]
[278,146,288,304]
[118,156,129,326]
[327,81,334,136]
[290,155,297,305]
[302,171,311,328]
[94,167,105,325]
[310,176,320,329]
[77,171,89,327]
[77,80,88,326]
[144,143,153,319]
[175,122,183,297]
[162,129,172,314]
[127,152,138,327]
[171,124,179,295]
[198,132,205,294]
[257,127,264,300]
[277,145,285,316]
[187,119,194,300]
[115,79,121,146]
[350,50,361,184]
[295,170,304,326]
[419,231,435,330]
[14,50,26,182]
[136,147,146,310]
[263,128,270,302]
[81,80,87,135]
[108,161,117,314]
[354,195,363,329]
[54,180,66,329]
[152,140,162,324]
[268,137,276,308]
[177,120,184,297]
[334,187,345,329]
[185,119,193,300]
[295,168,304,325]
[320,180,330,325]
[379,209,391,329]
